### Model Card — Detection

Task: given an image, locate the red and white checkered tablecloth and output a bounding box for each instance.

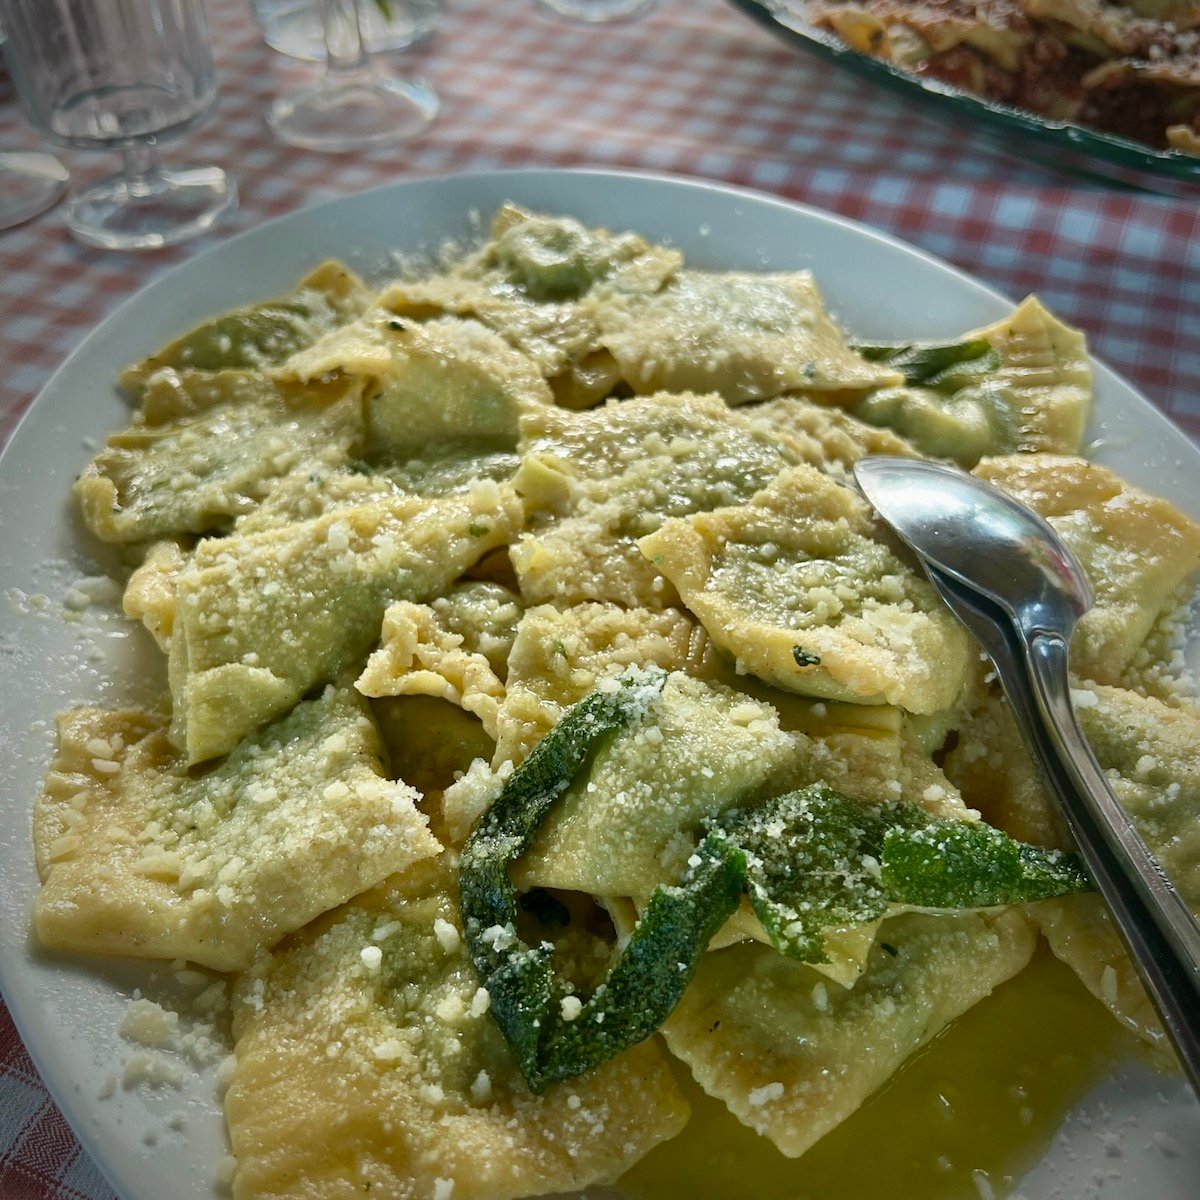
[1,0,1198,1196]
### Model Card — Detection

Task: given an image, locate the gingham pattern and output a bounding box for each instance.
[1,0,1198,1196]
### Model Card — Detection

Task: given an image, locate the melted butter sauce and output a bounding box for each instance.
[621,947,1141,1200]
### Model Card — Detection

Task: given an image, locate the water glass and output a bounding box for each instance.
[0,0,236,250]
[266,0,437,152]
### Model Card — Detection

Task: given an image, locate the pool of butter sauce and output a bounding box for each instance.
[620,945,1141,1200]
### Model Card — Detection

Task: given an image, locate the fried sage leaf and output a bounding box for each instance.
[460,677,1092,1091]
[854,337,998,387]
[460,665,675,1088]
[717,785,1092,964]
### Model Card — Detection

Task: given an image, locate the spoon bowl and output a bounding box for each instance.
[854,456,1092,638]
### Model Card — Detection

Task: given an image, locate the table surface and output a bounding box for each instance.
[2,0,1198,1196]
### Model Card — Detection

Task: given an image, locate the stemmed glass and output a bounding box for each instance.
[267,0,438,151]
[0,0,236,250]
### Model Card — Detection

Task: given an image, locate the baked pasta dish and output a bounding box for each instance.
[770,0,1200,153]
[33,205,1200,1200]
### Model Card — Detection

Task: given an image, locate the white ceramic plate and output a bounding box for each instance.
[0,168,1196,1200]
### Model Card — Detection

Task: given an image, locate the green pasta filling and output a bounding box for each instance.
[459,669,1092,1092]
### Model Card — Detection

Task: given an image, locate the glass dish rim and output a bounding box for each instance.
[727,0,1200,188]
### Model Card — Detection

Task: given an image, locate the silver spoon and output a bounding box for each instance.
[854,455,1200,1094]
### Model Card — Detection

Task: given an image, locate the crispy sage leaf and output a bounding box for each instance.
[460,665,671,1087]
[716,785,1092,963]
[854,338,998,388]
[459,677,1092,1091]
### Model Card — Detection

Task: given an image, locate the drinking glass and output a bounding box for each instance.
[0,0,237,250]
[0,150,70,231]
[267,0,438,151]
[0,10,71,230]
[536,0,654,21]
[249,0,442,61]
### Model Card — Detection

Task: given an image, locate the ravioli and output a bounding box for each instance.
[1117,583,1199,706]
[706,905,885,989]
[512,393,805,607]
[747,394,923,479]
[356,596,510,740]
[1053,684,1200,908]
[120,260,374,392]
[514,672,973,905]
[372,695,497,846]
[514,673,798,900]
[236,457,523,543]
[942,691,1068,851]
[169,482,525,762]
[483,604,968,882]
[422,582,524,677]
[594,269,902,403]
[33,687,439,972]
[123,540,188,652]
[136,365,289,424]
[226,858,688,1200]
[75,372,364,543]
[945,682,1200,1041]
[491,601,724,766]
[639,464,973,712]
[1032,894,1166,1051]
[975,454,1200,682]
[371,318,551,458]
[231,465,409,534]
[383,447,522,499]
[381,204,680,379]
[948,683,1200,906]
[285,313,553,458]
[852,296,1092,465]
[661,908,1035,1158]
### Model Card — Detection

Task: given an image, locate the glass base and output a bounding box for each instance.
[0,153,70,231]
[535,0,653,22]
[65,163,237,251]
[267,70,438,151]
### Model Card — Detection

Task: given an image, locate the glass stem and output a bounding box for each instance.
[321,0,370,76]
[121,141,163,196]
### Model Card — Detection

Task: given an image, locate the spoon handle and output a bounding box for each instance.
[1018,632,1200,1087]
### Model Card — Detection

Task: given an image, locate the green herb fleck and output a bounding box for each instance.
[468,523,490,537]
[791,646,821,668]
